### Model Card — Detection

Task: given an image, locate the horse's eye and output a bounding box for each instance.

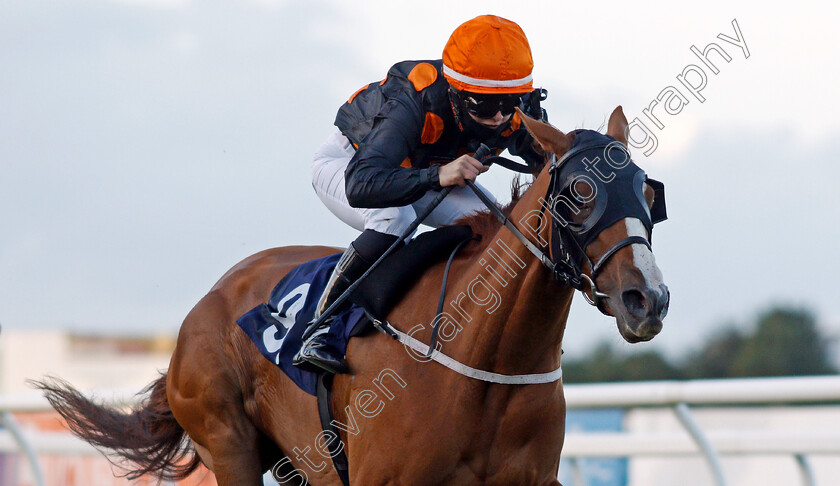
[572,180,596,201]
[552,184,594,225]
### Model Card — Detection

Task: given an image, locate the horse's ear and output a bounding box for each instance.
[516,107,571,156]
[607,105,629,146]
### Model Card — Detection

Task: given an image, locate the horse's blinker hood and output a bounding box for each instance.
[547,130,667,276]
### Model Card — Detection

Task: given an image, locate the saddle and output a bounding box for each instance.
[235,224,473,395]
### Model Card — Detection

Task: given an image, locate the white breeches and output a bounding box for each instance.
[311,130,497,237]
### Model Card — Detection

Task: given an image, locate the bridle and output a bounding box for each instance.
[310,132,666,344]
[369,133,667,384]
[546,147,649,314]
[467,134,667,316]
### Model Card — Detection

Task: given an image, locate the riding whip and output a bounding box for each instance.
[302,144,495,340]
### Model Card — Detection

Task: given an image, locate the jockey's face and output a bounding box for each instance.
[457,90,522,128]
[468,111,512,129]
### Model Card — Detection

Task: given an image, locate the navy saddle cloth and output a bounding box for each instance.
[236,253,368,396]
[235,225,474,396]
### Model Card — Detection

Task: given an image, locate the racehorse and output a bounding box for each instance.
[37,107,669,485]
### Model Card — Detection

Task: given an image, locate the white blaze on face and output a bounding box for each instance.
[624,218,665,290]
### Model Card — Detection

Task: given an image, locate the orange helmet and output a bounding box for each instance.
[442,15,534,95]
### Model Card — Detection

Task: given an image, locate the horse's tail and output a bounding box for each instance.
[32,372,201,481]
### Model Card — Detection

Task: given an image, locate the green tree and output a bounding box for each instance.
[684,326,746,379]
[622,351,683,381]
[564,306,836,383]
[730,307,834,377]
[563,341,682,383]
[563,342,623,383]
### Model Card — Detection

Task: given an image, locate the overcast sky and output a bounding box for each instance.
[2,0,839,359]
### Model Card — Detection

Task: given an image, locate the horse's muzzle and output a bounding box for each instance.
[617,284,669,341]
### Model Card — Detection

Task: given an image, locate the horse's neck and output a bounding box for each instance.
[448,169,574,375]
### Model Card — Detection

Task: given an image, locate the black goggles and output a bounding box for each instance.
[461,93,523,119]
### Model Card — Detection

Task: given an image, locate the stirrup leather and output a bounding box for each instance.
[293,244,370,374]
[312,244,363,321]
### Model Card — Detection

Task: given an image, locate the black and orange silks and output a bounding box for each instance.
[335,59,545,209]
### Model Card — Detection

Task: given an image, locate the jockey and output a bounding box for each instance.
[294,15,548,374]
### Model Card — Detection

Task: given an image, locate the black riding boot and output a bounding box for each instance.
[293,230,398,374]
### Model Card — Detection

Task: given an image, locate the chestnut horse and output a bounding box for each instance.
[38,108,669,485]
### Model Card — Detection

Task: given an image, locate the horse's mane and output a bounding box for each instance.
[456,175,533,250]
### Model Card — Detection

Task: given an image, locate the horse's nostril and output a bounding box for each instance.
[621,289,648,319]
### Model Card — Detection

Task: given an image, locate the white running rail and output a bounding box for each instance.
[562,375,840,486]
[2,376,839,486]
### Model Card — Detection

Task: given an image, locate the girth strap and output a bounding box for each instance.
[316,373,350,486]
[374,320,563,385]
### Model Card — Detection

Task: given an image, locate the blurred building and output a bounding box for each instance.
[0,328,221,486]
[0,329,176,394]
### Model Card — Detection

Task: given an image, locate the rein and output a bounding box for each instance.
[371,146,639,385]
[462,146,641,312]
[301,146,496,340]
[333,142,655,384]
[369,173,569,384]
[467,149,620,312]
